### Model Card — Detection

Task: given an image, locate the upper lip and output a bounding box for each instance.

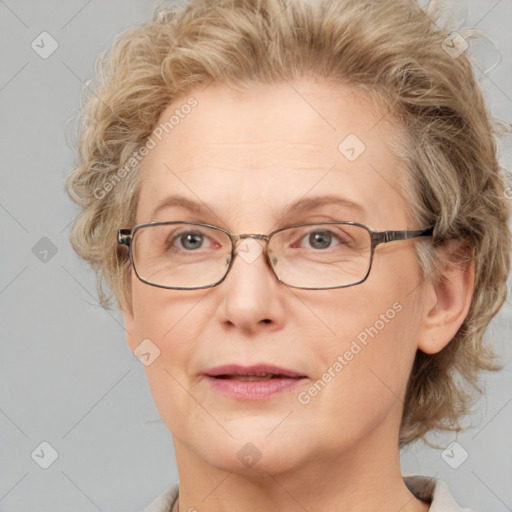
[204,364,307,378]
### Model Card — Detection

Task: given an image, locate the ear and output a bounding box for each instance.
[417,239,475,354]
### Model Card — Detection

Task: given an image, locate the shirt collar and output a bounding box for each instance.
[404,475,474,512]
[144,476,473,512]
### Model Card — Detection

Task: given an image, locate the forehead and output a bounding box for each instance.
[136,79,410,230]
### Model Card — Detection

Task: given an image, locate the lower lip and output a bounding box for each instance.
[204,375,307,400]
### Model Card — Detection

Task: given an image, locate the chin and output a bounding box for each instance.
[191,429,308,476]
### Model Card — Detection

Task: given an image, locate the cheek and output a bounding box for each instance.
[295,306,415,452]
[130,274,209,340]
[297,253,422,431]
[129,278,214,429]
[131,278,170,340]
[306,287,416,389]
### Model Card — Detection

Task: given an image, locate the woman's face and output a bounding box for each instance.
[123,78,432,474]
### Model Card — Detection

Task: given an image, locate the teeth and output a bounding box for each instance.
[234,374,277,381]
[215,373,281,381]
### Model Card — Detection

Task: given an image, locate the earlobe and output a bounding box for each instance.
[417,240,475,355]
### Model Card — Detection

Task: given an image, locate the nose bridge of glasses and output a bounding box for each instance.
[235,233,269,241]
[232,233,270,249]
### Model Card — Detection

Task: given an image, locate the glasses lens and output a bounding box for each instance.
[269,224,372,288]
[132,223,232,288]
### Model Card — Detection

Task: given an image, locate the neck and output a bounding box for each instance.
[171,425,429,512]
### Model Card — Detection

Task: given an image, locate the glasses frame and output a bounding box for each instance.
[117,221,434,291]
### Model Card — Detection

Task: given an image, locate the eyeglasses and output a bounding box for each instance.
[117,221,434,290]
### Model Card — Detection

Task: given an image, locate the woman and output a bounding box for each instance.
[66,0,511,510]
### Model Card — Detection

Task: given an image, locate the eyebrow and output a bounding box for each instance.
[282,195,366,218]
[150,194,367,221]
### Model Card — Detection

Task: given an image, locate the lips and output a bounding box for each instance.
[204,364,307,379]
[203,364,308,400]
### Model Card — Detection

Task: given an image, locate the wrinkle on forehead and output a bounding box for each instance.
[137,79,409,230]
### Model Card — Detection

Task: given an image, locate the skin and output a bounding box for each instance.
[121,78,474,512]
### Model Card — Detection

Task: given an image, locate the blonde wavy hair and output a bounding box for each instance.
[66,0,511,446]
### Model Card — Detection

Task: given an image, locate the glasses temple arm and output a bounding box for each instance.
[371,226,434,244]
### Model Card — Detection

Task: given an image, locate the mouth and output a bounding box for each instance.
[212,373,299,381]
[203,364,308,400]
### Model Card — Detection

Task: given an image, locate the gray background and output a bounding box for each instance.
[0,1,510,511]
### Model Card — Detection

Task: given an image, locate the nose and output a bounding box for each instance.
[215,237,286,333]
